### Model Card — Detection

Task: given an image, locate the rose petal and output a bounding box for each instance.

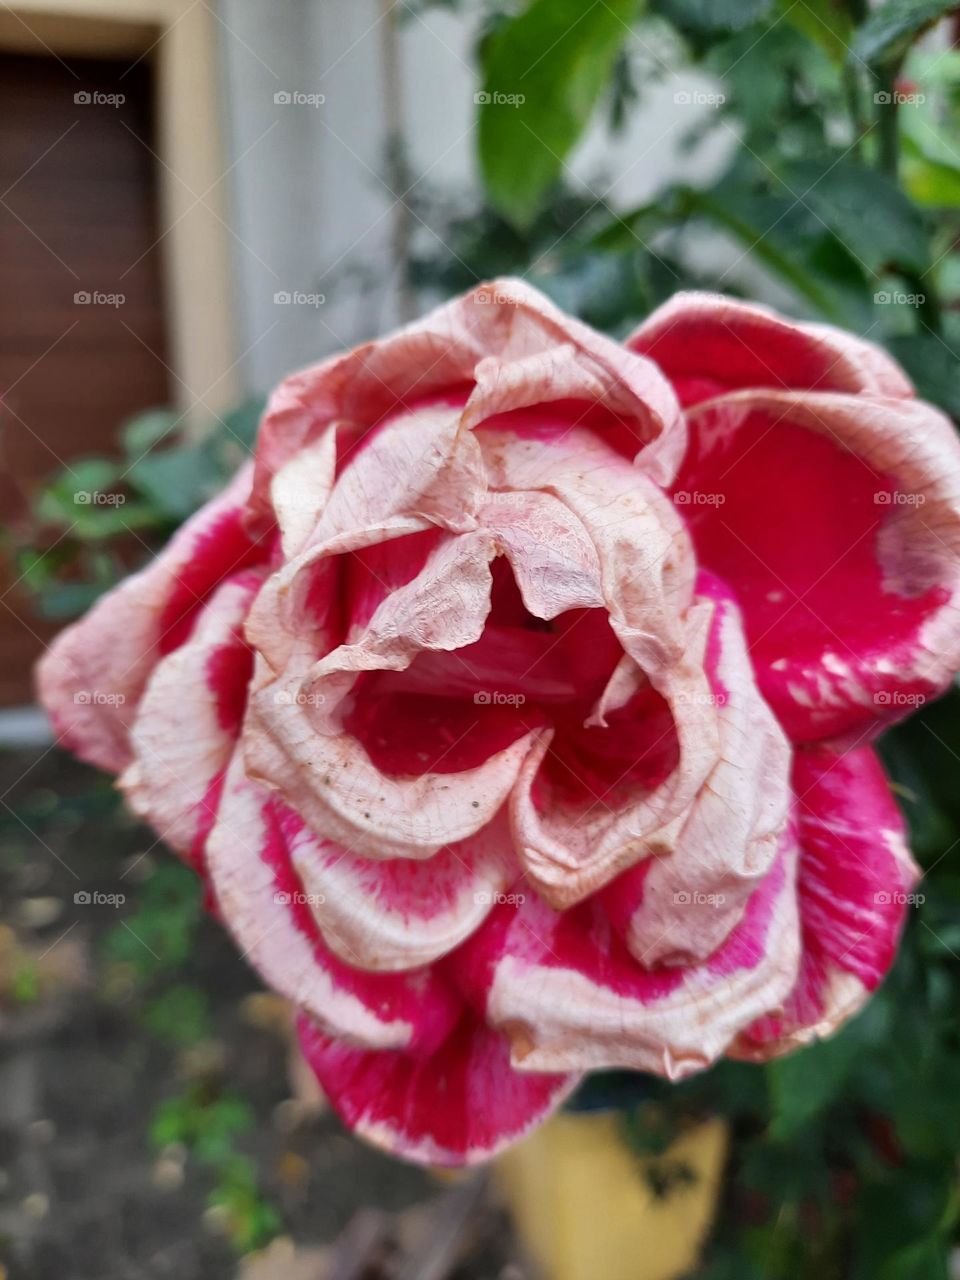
[118,570,262,867]
[733,744,918,1059]
[628,291,914,407]
[674,390,960,743]
[205,754,461,1051]
[599,572,792,964]
[36,464,264,771]
[510,603,725,907]
[246,531,541,859]
[298,1008,577,1167]
[272,804,519,970]
[477,424,695,675]
[252,277,684,518]
[451,836,800,1078]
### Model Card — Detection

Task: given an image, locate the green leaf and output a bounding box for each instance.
[783,158,929,272]
[126,444,225,521]
[34,458,121,526]
[887,333,960,418]
[902,137,960,208]
[651,0,772,33]
[121,407,182,459]
[766,1022,866,1140]
[780,0,855,63]
[875,1238,950,1280]
[852,0,957,68]
[478,0,638,226]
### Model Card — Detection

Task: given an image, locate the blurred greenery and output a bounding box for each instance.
[15,0,960,1273]
[10,398,264,618]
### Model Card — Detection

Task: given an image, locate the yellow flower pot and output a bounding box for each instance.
[496,1110,728,1280]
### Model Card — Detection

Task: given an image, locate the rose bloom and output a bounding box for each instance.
[39,283,960,1165]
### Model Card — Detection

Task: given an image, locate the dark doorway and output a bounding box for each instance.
[0,50,170,704]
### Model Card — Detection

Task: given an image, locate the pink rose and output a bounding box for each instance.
[38,282,960,1165]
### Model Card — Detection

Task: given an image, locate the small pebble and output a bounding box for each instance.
[22,1193,49,1220]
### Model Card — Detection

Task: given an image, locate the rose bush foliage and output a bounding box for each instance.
[38,282,960,1165]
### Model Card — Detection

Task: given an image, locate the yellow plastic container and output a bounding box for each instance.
[496,1110,728,1280]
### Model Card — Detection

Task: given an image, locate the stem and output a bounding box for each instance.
[875,62,901,179]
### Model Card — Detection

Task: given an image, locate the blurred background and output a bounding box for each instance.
[3,2,960,1278]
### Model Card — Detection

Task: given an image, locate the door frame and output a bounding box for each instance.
[0,0,238,423]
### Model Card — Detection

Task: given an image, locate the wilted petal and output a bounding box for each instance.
[599,572,792,965]
[36,464,265,771]
[271,805,519,970]
[298,1008,577,1167]
[733,745,918,1059]
[674,390,960,743]
[206,755,461,1051]
[478,424,695,674]
[119,570,262,868]
[628,291,913,406]
[246,531,541,859]
[510,603,723,907]
[452,839,800,1077]
[251,276,683,517]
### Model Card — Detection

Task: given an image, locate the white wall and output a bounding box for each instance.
[216,0,734,395]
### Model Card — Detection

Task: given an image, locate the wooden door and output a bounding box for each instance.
[0,50,170,705]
